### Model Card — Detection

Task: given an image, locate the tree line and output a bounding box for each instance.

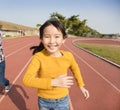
[36,12,101,37]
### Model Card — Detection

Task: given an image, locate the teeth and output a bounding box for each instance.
[48,45,57,47]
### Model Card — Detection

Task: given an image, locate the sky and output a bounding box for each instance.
[0,0,120,34]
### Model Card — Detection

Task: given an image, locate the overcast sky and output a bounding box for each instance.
[0,0,120,34]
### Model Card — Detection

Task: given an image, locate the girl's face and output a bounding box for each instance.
[41,25,65,56]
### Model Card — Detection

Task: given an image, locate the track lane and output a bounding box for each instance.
[63,37,120,110]
[0,36,119,110]
[0,36,39,110]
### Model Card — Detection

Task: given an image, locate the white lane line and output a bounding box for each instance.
[0,39,34,102]
[3,40,29,49]
[5,43,33,58]
[72,39,120,68]
[69,98,74,110]
[64,44,120,93]
[0,57,32,103]
[1,44,73,108]
[1,55,74,109]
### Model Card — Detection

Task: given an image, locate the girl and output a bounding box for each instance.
[23,19,89,110]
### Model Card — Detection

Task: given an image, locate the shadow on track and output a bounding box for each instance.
[7,84,29,110]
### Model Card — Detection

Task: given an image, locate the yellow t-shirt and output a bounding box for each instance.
[23,49,85,99]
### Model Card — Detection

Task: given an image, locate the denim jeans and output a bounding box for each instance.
[38,95,69,110]
[0,61,9,86]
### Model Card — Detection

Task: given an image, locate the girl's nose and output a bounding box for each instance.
[50,37,55,43]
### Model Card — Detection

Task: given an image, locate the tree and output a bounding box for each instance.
[50,12,66,28]
[48,12,101,37]
[36,24,41,28]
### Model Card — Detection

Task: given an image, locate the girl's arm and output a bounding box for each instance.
[23,56,74,89]
[23,56,53,89]
[70,53,90,99]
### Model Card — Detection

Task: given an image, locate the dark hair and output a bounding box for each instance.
[30,19,67,55]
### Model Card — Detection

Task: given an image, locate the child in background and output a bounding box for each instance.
[23,19,89,110]
[0,29,10,94]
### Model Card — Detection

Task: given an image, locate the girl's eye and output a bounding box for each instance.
[44,36,50,38]
[55,36,60,38]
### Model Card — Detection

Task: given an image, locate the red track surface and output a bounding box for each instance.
[0,36,120,110]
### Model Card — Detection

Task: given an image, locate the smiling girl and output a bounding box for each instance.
[23,19,89,110]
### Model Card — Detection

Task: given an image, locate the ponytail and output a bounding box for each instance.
[30,42,44,55]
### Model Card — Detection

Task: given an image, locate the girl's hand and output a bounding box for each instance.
[51,74,74,88]
[80,86,90,99]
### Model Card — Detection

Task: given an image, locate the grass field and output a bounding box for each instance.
[76,43,120,65]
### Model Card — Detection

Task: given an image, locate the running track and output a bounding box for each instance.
[0,36,120,110]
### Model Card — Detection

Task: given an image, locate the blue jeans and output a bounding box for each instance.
[38,95,69,110]
[0,61,9,86]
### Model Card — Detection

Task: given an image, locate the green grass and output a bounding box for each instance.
[76,43,120,65]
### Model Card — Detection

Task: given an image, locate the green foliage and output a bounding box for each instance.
[36,12,101,37]
[50,12,67,29]
[36,24,41,28]
[49,12,101,37]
